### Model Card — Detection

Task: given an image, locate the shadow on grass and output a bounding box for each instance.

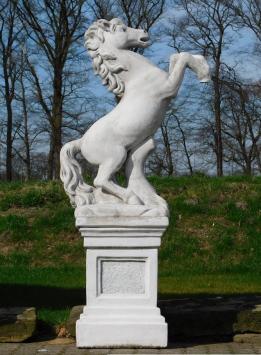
[0,284,85,308]
[159,293,261,343]
[1,283,260,343]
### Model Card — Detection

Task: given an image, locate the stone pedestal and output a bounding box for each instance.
[75,215,168,348]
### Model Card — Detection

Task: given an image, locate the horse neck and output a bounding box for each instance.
[114,48,155,80]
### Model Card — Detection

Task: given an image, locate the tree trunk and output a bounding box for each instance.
[6,104,13,181]
[3,56,13,181]
[48,137,54,180]
[213,50,223,177]
[175,115,193,175]
[20,74,31,180]
[244,160,252,176]
[24,120,31,181]
[161,124,174,176]
[50,66,63,180]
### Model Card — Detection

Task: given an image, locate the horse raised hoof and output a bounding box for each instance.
[191,54,211,83]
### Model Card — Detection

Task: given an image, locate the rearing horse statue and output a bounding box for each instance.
[60,18,210,217]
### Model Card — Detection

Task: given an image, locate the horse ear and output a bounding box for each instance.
[98,19,110,30]
[110,18,124,32]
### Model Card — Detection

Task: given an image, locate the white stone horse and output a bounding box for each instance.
[60,18,210,216]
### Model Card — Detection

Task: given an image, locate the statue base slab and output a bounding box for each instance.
[75,203,168,218]
[77,308,167,348]
[75,216,168,348]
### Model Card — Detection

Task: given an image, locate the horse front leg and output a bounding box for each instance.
[126,137,168,215]
[93,146,142,205]
[167,52,210,96]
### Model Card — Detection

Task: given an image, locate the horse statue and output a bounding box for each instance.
[60,18,210,217]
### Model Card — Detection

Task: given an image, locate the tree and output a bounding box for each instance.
[222,68,261,175]
[90,0,165,31]
[147,96,198,176]
[0,1,21,180]
[160,114,175,176]
[12,48,46,180]
[167,0,236,176]
[14,53,32,180]
[233,0,261,42]
[173,112,194,175]
[18,0,86,179]
[147,112,176,176]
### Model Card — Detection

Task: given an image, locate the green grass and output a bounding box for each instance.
[159,273,261,295]
[0,214,29,241]
[0,181,65,210]
[38,308,71,327]
[0,176,260,329]
[156,176,261,275]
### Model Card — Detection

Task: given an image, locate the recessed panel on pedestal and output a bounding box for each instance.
[98,258,146,295]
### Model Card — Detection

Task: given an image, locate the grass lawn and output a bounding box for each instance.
[0,176,260,328]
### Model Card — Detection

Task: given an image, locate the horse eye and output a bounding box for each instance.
[118,25,126,32]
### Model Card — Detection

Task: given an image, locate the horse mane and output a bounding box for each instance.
[84,19,127,98]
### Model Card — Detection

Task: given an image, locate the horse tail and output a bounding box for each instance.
[60,139,93,207]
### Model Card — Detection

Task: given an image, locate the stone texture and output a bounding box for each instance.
[75,220,168,348]
[66,306,83,337]
[11,343,43,355]
[229,342,260,354]
[234,305,261,333]
[0,307,36,343]
[101,259,145,294]
[0,341,260,354]
[234,334,261,344]
[0,343,20,353]
[47,337,75,345]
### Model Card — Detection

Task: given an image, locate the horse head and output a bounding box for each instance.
[84,18,150,97]
[103,18,150,49]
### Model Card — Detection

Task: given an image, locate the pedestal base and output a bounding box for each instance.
[76,307,167,348]
[76,216,169,348]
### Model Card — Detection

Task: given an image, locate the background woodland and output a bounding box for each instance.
[0,0,260,181]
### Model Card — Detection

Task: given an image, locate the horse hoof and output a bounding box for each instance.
[200,76,211,83]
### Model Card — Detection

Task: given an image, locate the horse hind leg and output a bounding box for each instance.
[94,147,142,205]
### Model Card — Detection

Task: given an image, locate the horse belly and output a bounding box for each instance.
[80,117,115,164]
[115,97,168,138]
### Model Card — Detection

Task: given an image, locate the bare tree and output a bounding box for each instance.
[0,1,22,180]
[166,0,237,176]
[14,57,31,180]
[12,48,45,180]
[222,68,261,175]
[159,103,195,176]
[173,113,194,175]
[90,0,165,31]
[18,0,86,179]
[160,114,175,176]
[147,96,198,177]
[232,0,261,42]
[89,0,115,20]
